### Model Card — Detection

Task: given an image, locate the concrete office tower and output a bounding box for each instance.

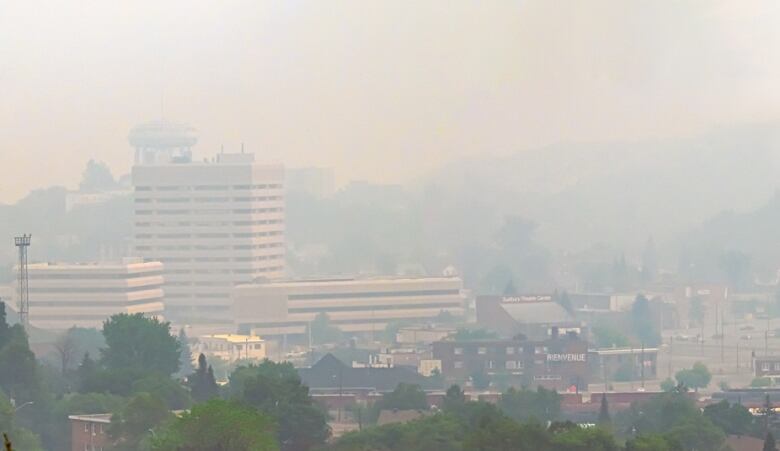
[233,276,466,337]
[130,121,285,331]
[13,258,164,330]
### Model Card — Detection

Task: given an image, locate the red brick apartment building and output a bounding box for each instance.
[68,414,112,451]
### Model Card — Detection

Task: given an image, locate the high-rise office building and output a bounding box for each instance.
[130,121,285,331]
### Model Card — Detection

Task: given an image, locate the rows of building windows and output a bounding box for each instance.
[135,196,283,203]
[147,254,283,263]
[452,345,548,356]
[288,301,463,314]
[288,289,461,301]
[161,266,283,276]
[135,184,283,192]
[135,207,283,215]
[27,271,163,280]
[135,220,283,228]
[29,297,164,307]
[134,231,283,242]
[28,285,162,293]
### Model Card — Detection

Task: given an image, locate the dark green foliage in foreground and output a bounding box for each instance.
[230,360,330,451]
[498,386,561,423]
[331,403,619,451]
[101,313,181,377]
[149,399,278,451]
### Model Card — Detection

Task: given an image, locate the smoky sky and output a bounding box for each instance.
[1,0,780,202]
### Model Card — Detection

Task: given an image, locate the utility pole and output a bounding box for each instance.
[14,235,31,328]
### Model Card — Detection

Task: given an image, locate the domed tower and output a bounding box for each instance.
[129,120,197,164]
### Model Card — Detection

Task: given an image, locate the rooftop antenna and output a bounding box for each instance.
[14,235,31,328]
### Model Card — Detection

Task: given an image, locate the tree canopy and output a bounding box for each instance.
[100,313,181,376]
[150,399,278,451]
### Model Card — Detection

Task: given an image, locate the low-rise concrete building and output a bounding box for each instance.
[233,276,466,337]
[12,258,164,330]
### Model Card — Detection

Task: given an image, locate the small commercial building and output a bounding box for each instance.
[475,295,582,339]
[13,258,164,330]
[197,334,266,362]
[432,330,590,391]
[233,277,466,337]
[69,414,112,451]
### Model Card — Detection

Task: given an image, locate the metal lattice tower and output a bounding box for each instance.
[14,235,31,327]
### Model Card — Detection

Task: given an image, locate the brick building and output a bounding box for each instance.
[432,330,589,391]
[69,414,112,451]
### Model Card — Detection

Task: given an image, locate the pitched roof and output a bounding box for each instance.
[500,301,574,324]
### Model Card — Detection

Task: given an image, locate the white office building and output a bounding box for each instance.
[232,276,466,337]
[130,121,285,330]
[13,258,164,330]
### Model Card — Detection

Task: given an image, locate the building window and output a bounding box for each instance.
[487,360,495,369]
[84,423,89,433]
[535,346,547,354]
[506,361,517,369]
[254,344,262,350]
[517,361,524,369]
[506,347,514,355]
[454,361,464,369]
[763,362,771,371]
[454,347,463,355]
[774,363,780,371]
[477,347,487,355]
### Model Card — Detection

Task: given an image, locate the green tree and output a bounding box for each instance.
[593,325,629,348]
[598,393,611,427]
[231,360,329,451]
[308,312,342,345]
[133,375,192,410]
[660,377,676,392]
[631,294,661,346]
[498,387,560,423]
[551,425,619,451]
[79,159,118,192]
[101,313,181,376]
[674,362,711,391]
[110,393,172,451]
[380,383,428,411]
[149,399,278,451]
[177,329,194,377]
[0,323,37,401]
[625,434,681,451]
[703,400,754,436]
[188,354,219,403]
[471,371,490,390]
[765,432,777,451]
[442,385,466,412]
[619,391,724,451]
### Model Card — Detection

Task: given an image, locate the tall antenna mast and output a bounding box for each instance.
[14,235,31,328]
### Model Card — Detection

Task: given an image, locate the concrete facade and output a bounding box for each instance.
[234,277,465,337]
[13,258,164,330]
[132,153,285,330]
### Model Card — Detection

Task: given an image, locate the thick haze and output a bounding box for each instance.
[2,1,780,202]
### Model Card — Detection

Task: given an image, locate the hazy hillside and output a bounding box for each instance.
[421,123,780,257]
